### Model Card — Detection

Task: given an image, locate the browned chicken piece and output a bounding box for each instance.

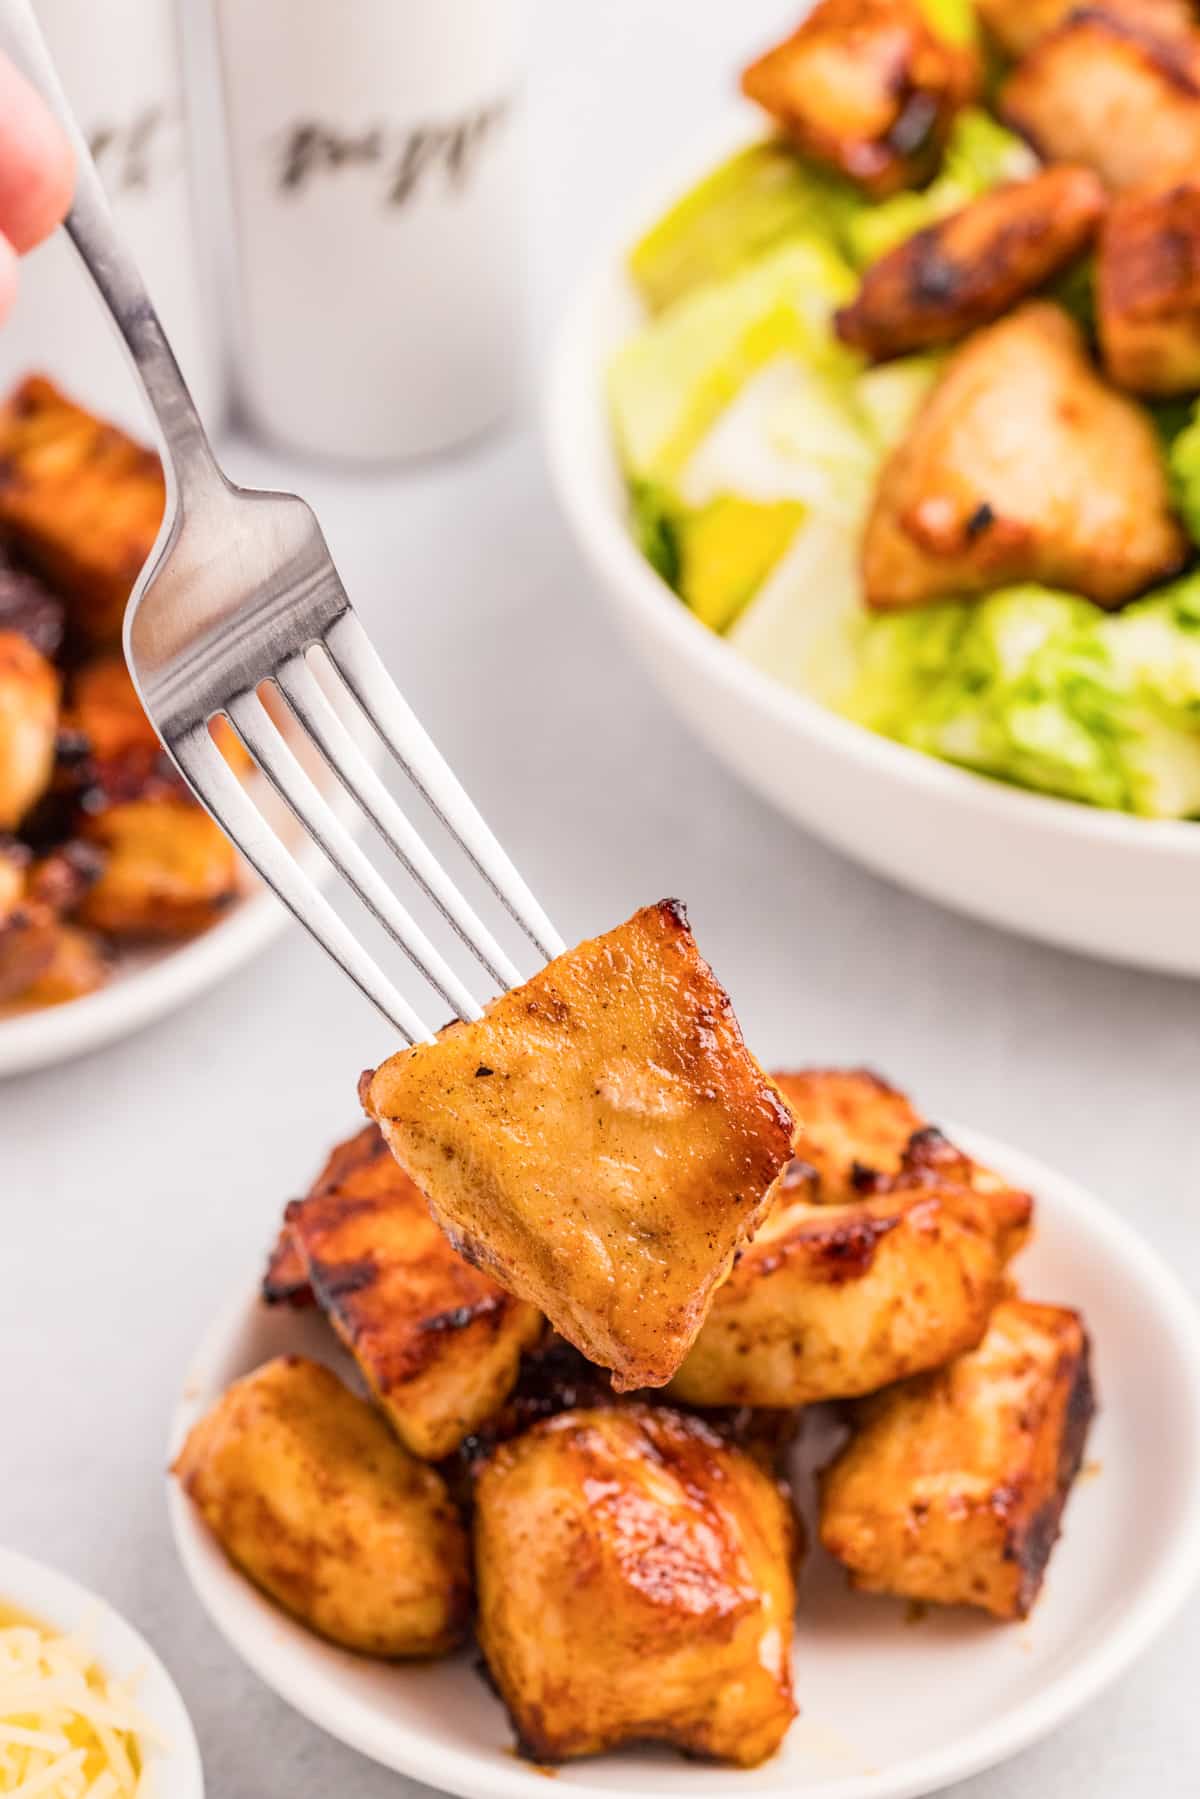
[771,1069,1031,1250]
[11,658,237,949]
[977,0,1195,60]
[58,655,247,942]
[836,166,1106,359]
[0,630,58,830]
[173,1355,471,1656]
[60,654,182,828]
[47,656,242,942]
[0,376,165,649]
[0,911,60,1007]
[974,0,1079,57]
[26,841,107,920]
[861,1122,1034,1261]
[1098,176,1200,392]
[474,1405,798,1766]
[261,1225,314,1308]
[0,552,65,658]
[740,0,980,197]
[669,1175,1018,1408]
[262,1121,387,1308]
[863,301,1187,610]
[362,901,795,1392]
[0,839,21,912]
[64,654,249,795]
[14,924,108,1007]
[0,842,44,1004]
[282,1122,544,1460]
[0,842,106,1008]
[1001,10,1200,193]
[75,796,239,939]
[66,655,161,766]
[820,1298,1094,1619]
[775,1067,926,1197]
[262,1121,440,1309]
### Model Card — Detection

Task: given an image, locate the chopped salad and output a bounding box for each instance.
[611,0,1200,817]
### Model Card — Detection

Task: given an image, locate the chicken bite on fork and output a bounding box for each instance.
[361,902,795,1390]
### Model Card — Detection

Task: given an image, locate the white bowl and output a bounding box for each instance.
[0,1544,204,1798]
[167,1126,1200,1799]
[545,122,1200,976]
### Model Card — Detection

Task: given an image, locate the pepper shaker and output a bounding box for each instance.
[214,0,531,462]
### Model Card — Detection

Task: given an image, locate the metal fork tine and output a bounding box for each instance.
[225,690,485,1024]
[171,723,431,1044]
[274,653,523,993]
[323,610,566,964]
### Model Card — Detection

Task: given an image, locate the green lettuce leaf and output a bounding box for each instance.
[610,238,858,482]
[628,141,866,314]
[1167,399,1200,547]
[843,579,1200,816]
[630,480,681,588]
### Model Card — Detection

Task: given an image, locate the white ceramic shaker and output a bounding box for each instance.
[0,0,222,434]
[213,0,530,462]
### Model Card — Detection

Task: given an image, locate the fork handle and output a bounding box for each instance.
[0,0,221,493]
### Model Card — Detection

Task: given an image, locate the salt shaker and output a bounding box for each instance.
[214,0,530,462]
[0,0,222,433]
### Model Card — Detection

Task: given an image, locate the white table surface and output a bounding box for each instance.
[4,2,1199,1794]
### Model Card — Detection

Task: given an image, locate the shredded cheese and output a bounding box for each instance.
[0,1615,159,1798]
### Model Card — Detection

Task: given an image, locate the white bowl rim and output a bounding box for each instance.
[166,1123,1200,1799]
[544,106,1200,864]
[0,1543,205,1799]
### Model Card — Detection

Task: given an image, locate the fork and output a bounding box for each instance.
[0,0,564,1043]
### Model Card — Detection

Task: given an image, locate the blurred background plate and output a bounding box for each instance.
[167,1127,1200,1799]
[545,114,1200,979]
[0,1542,204,1799]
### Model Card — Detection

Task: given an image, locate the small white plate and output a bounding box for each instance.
[167,1127,1200,1799]
[0,1544,204,1798]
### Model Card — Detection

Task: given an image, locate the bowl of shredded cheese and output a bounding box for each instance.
[0,1547,202,1799]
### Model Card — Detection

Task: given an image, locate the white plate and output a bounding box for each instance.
[545,113,1200,976]
[0,1543,204,1798]
[0,674,371,1079]
[167,1127,1200,1799]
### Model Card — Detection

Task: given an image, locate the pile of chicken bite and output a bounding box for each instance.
[743,0,1200,612]
[0,377,240,1012]
[177,988,1093,1773]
